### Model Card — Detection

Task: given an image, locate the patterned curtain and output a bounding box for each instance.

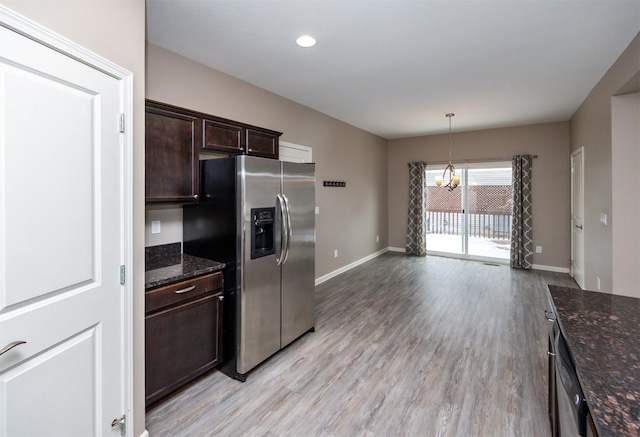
[406,161,428,256]
[510,155,533,269]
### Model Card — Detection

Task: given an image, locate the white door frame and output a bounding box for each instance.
[0,6,134,434]
[571,147,585,289]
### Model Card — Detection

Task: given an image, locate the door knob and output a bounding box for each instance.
[575,224,583,229]
[0,341,26,356]
[544,310,555,322]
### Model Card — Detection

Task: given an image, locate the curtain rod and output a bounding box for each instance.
[426,155,538,166]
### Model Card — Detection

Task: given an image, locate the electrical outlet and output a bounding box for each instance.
[315,206,320,215]
[535,246,542,254]
[597,277,601,290]
[334,249,338,258]
[600,213,607,225]
[151,220,161,234]
[376,235,379,243]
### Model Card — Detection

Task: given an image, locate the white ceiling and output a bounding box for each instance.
[146,0,640,139]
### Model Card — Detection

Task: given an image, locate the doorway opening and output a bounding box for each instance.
[426,162,513,262]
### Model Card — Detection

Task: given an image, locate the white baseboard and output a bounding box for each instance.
[388,246,405,252]
[315,248,390,285]
[313,248,569,284]
[532,264,570,273]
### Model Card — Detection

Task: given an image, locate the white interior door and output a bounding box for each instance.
[571,148,585,289]
[0,14,130,437]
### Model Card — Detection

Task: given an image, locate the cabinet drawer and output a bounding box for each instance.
[146,272,222,314]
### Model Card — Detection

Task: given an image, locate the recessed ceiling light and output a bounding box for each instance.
[296,35,316,48]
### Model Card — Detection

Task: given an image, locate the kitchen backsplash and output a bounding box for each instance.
[145,242,182,271]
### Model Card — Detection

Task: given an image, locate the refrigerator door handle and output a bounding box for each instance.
[276,194,288,266]
[282,194,292,264]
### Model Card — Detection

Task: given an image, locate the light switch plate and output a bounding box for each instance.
[151,220,161,234]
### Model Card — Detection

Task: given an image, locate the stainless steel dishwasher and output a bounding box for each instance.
[546,311,559,437]
[555,329,589,436]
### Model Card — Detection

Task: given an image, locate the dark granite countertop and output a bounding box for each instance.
[145,242,225,290]
[547,285,640,437]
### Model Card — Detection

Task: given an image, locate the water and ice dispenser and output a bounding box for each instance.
[251,207,275,259]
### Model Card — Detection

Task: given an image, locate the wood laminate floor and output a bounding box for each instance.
[146,253,578,436]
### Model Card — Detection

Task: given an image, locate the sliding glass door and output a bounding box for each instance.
[425,169,464,255]
[426,163,512,261]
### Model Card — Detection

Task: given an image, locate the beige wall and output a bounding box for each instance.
[570,32,640,292]
[145,207,183,248]
[146,43,389,279]
[388,122,571,269]
[0,1,147,435]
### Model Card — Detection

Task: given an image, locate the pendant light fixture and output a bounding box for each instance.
[435,113,460,191]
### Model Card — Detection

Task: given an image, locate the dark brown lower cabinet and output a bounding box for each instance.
[145,273,223,406]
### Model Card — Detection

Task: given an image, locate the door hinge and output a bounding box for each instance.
[119,113,125,133]
[111,414,126,436]
[120,265,125,285]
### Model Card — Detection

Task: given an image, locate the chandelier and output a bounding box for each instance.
[435,113,460,191]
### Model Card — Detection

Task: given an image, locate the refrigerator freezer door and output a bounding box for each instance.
[237,156,282,374]
[281,162,316,347]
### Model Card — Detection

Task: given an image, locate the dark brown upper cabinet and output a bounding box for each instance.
[246,128,279,158]
[202,119,281,159]
[145,102,200,204]
[202,119,244,154]
[145,100,282,204]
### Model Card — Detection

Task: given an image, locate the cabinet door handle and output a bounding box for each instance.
[175,285,196,294]
[218,295,224,301]
[547,351,555,357]
[0,341,26,356]
[193,194,199,200]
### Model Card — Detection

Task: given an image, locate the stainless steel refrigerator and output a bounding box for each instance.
[183,155,315,381]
